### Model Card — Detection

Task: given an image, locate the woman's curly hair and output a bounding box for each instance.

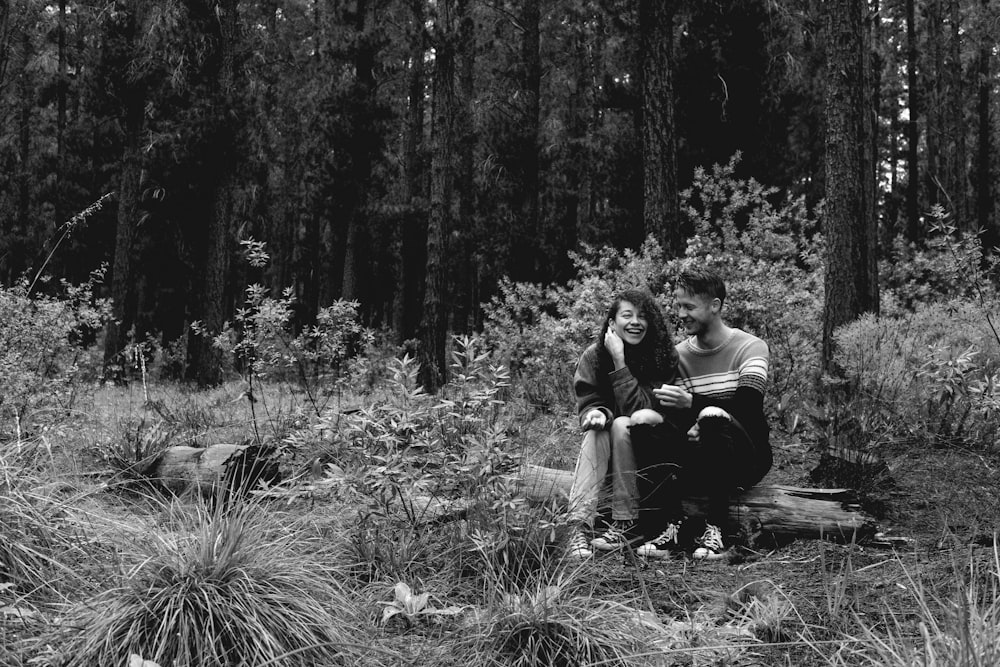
[597,288,678,383]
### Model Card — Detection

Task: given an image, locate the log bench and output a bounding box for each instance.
[520,464,879,545]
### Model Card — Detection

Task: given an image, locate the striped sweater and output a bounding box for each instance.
[677,328,770,448]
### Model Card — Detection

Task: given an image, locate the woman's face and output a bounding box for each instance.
[610,300,648,346]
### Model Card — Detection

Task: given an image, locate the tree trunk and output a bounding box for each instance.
[186,0,241,387]
[103,80,145,379]
[341,0,376,304]
[56,0,67,195]
[822,0,879,373]
[947,0,968,228]
[451,0,476,332]
[904,0,921,241]
[419,0,460,391]
[639,0,680,256]
[975,0,994,247]
[393,0,428,344]
[518,465,878,544]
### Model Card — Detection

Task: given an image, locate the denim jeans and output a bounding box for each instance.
[566,416,639,526]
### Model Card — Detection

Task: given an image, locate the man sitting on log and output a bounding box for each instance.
[633,267,773,560]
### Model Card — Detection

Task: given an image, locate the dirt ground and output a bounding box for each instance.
[564,427,1000,665]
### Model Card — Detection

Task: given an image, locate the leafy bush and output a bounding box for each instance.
[483,238,671,411]
[338,336,517,505]
[56,501,361,667]
[0,280,109,438]
[674,154,824,426]
[832,300,1000,449]
[484,153,824,427]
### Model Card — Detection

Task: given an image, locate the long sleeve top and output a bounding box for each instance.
[676,328,770,448]
[573,342,676,428]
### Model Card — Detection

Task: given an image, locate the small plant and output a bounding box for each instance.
[475,575,664,667]
[207,239,373,419]
[379,581,465,628]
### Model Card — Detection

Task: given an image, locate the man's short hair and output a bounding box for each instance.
[676,267,727,304]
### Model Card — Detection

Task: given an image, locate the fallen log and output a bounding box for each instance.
[520,464,879,544]
[141,443,280,497]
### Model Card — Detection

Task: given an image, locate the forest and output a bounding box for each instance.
[1,0,996,389]
[2,1,1000,665]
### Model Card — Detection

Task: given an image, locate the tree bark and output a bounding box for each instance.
[822,0,879,372]
[393,0,428,344]
[975,0,994,247]
[451,0,476,332]
[419,0,461,391]
[186,0,241,387]
[904,0,921,241]
[639,0,681,256]
[340,0,376,304]
[519,465,878,543]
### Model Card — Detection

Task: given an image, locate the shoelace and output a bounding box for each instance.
[649,523,679,546]
[699,525,723,551]
[602,523,631,542]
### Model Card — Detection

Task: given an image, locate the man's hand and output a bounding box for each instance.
[581,409,607,431]
[654,384,693,409]
[603,329,626,368]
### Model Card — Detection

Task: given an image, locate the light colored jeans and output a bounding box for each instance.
[567,416,638,526]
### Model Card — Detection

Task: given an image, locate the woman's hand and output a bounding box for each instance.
[581,409,607,431]
[653,384,693,409]
[603,329,626,368]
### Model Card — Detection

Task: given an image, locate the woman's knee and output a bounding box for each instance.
[610,416,632,440]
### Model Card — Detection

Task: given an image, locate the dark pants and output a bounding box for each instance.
[631,415,771,536]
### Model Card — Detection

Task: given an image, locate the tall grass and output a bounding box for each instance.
[816,541,1000,666]
[56,499,365,667]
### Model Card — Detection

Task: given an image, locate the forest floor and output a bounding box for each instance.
[4,381,1000,666]
[551,423,1000,666]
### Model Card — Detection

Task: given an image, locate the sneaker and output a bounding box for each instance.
[567,530,593,559]
[590,520,641,551]
[636,520,684,559]
[693,522,727,560]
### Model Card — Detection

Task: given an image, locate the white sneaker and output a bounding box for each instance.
[636,520,683,559]
[567,530,593,559]
[692,523,727,560]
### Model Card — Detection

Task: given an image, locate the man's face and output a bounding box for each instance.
[674,289,718,337]
[610,300,648,345]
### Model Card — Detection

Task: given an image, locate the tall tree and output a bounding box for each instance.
[904,0,920,240]
[822,0,879,372]
[340,0,379,303]
[420,0,465,391]
[186,0,243,386]
[392,0,428,344]
[638,0,680,256]
[102,0,149,380]
[975,0,995,247]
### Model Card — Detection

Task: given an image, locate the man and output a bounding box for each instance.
[634,267,772,560]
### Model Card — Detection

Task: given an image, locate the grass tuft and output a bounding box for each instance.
[56,499,363,667]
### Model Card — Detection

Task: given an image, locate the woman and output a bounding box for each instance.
[566,288,680,558]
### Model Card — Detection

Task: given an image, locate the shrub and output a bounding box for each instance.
[832,300,1000,449]
[483,238,671,411]
[0,280,109,438]
[56,500,362,667]
[483,153,824,428]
